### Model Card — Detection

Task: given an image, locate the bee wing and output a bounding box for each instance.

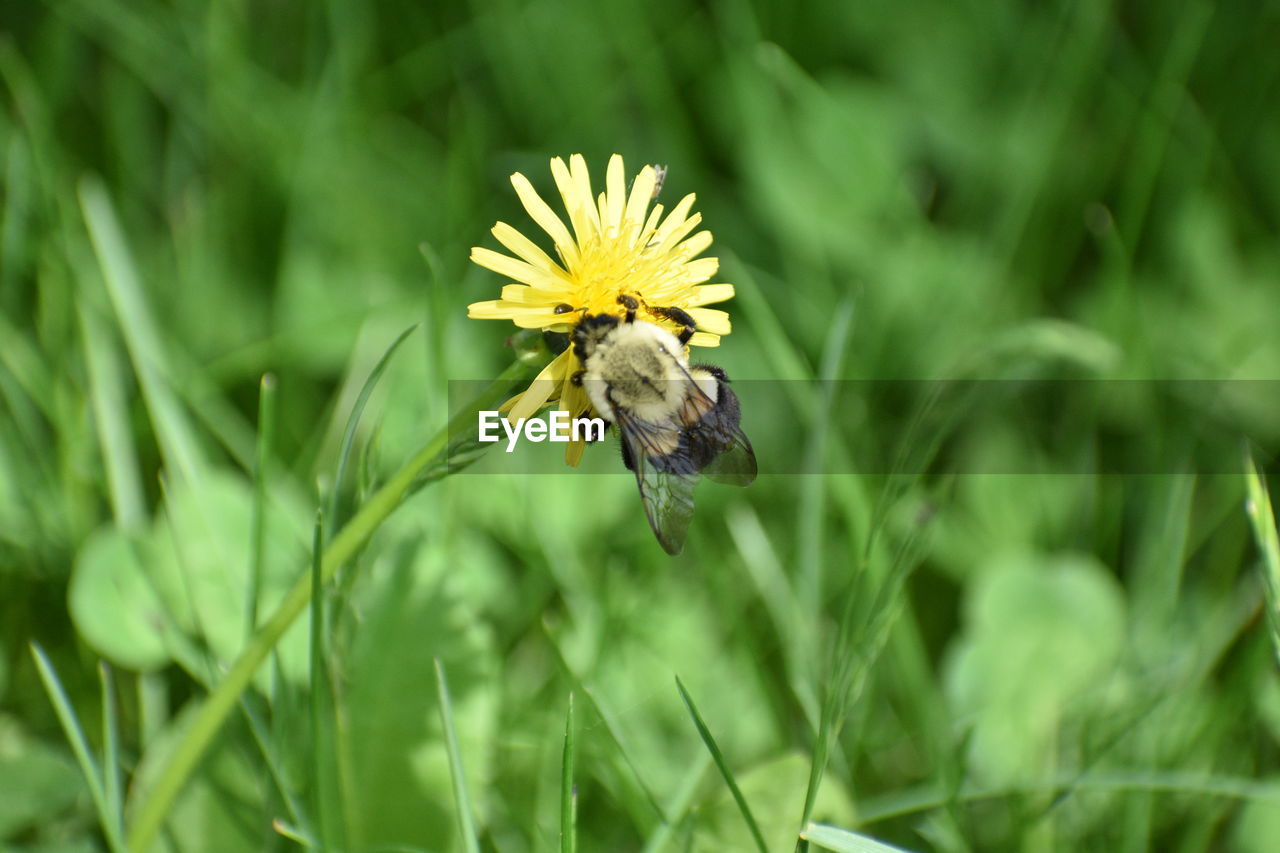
[701,431,757,486]
[673,370,757,487]
[612,405,697,555]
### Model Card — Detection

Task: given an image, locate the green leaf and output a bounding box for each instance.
[696,753,854,853]
[945,553,1126,784]
[125,702,264,853]
[0,726,81,838]
[68,527,171,671]
[152,472,311,687]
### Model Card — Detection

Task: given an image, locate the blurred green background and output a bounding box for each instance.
[4,0,1280,850]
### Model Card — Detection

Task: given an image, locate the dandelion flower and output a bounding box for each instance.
[468,154,735,464]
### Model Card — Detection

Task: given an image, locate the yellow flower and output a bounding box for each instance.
[468,154,735,465]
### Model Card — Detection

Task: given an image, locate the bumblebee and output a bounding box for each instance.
[569,295,756,554]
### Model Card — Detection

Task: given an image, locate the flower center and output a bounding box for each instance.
[569,231,686,316]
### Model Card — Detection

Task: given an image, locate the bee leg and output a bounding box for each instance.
[591,418,613,444]
[648,305,698,345]
[570,370,584,386]
[617,293,639,323]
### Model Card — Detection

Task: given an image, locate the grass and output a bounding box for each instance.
[436,659,482,853]
[3,1,1280,851]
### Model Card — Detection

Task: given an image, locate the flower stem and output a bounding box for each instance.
[125,355,541,853]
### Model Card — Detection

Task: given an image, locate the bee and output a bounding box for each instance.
[569,295,756,554]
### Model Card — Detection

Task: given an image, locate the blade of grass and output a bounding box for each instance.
[800,512,929,829]
[78,303,146,529]
[80,176,205,485]
[725,503,821,746]
[309,509,344,850]
[248,373,277,635]
[417,242,449,392]
[1245,452,1280,663]
[31,644,128,853]
[800,822,914,853]
[1114,0,1213,249]
[674,675,768,853]
[125,354,542,853]
[137,672,167,749]
[857,768,1280,826]
[328,323,420,535]
[561,692,576,853]
[273,819,318,847]
[237,697,307,834]
[797,298,855,618]
[330,325,422,641]
[542,619,668,826]
[100,663,123,830]
[792,303,858,825]
[435,659,482,853]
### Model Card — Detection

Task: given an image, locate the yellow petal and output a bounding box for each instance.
[558,373,594,469]
[511,172,579,267]
[689,331,720,347]
[683,256,719,284]
[688,308,731,336]
[511,311,565,328]
[467,299,514,318]
[624,164,656,233]
[676,229,713,258]
[687,283,735,306]
[499,284,573,304]
[569,154,601,235]
[652,193,696,246]
[603,154,626,233]
[470,246,554,287]
[654,211,702,254]
[508,349,574,421]
[639,203,664,245]
[552,156,598,244]
[492,222,563,274]
[468,301,563,326]
[564,438,586,467]
[560,378,590,419]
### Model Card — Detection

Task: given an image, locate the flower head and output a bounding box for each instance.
[469,154,735,464]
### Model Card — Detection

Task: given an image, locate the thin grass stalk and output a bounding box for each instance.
[125,356,538,852]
